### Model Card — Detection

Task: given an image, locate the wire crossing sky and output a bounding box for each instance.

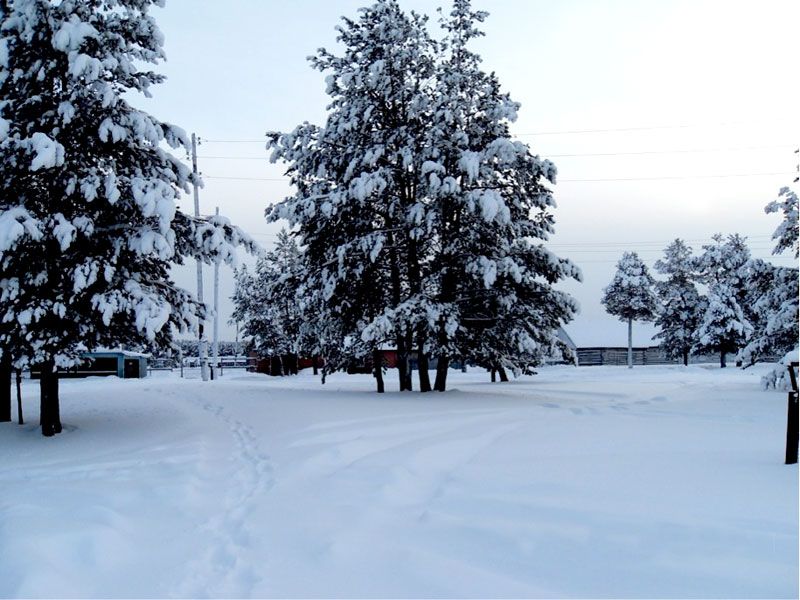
[141,0,800,344]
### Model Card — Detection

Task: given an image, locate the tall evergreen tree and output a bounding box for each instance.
[653,239,705,365]
[765,186,798,258]
[232,229,305,375]
[0,0,255,435]
[737,259,798,366]
[694,281,752,368]
[746,185,798,374]
[601,252,657,368]
[268,0,438,392]
[268,0,578,391]
[423,0,579,389]
[693,234,752,367]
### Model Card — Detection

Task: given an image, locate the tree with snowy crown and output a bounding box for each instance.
[741,185,798,372]
[737,258,797,366]
[417,0,579,388]
[268,0,441,392]
[268,0,579,392]
[0,0,256,435]
[765,186,798,258]
[601,252,657,368]
[232,229,307,375]
[692,234,752,367]
[652,239,705,366]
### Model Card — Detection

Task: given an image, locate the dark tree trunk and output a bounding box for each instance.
[0,355,11,422]
[373,349,384,394]
[683,350,689,366]
[396,334,409,391]
[312,357,319,376]
[271,355,283,376]
[434,354,449,392]
[404,332,414,391]
[15,369,23,425]
[417,334,431,393]
[720,351,727,368]
[39,361,61,437]
[498,366,509,382]
[491,367,497,383]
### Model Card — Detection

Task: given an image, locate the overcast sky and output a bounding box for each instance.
[140,0,799,346]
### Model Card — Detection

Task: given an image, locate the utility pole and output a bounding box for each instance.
[212,206,220,376]
[191,133,209,382]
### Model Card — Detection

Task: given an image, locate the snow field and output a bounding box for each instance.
[0,365,796,598]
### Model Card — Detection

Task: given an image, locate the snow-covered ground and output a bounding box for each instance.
[0,365,796,598]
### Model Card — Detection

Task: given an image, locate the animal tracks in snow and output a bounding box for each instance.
[175,394,274,598]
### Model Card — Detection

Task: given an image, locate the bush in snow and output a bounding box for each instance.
[601,252,657,368]
[0,0,256,435]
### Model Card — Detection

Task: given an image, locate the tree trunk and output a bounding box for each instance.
[15,369,23,425]
[417,334,431,393]
[683,349,689,366]
[373,349,384,394]
[312,357,319,376]
[627,317,633,369]
[720,350,726,368]
[39,361,61,437]
[397,334,410,391]
[0,355,11,422]
[490,367,497,383]
[271,355,283,376]
[434,354,449,392]
[498,366,509,382]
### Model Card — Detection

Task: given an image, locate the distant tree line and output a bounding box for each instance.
[602,186,798,369]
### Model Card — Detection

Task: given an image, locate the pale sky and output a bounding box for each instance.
[139,0,800,346]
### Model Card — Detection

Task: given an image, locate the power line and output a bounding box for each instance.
[559,172,794,183]
[514,119,796,136]
[547,144,796,158]
[202,119,796,143]
[197,143,796,162]
[205,175,288,182]
[203,171,795,183]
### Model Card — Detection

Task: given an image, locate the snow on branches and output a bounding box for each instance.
[0,0,255,372]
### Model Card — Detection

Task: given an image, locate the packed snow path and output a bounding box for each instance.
[0,365,796,598]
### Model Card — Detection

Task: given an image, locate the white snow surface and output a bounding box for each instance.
[0,365,796,598]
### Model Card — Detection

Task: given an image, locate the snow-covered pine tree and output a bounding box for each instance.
[694,281,753,368]
[753,185,799,384]
[601,252,657,368]
[267,0,439,392]
[0,0,256,435]
[231,229,305,375]
[422,0,580,389]
[765,186,798,258]
[693,234,752,367]
[653,239,705,365]
[737,259,798,366]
